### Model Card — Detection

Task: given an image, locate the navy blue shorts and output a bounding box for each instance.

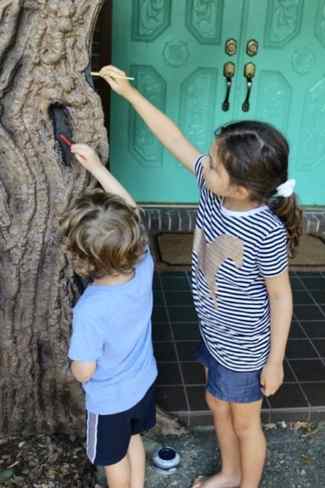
[196,341,263,403]
[86,385,156,466]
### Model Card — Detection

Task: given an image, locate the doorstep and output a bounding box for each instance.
[153,271,325,426]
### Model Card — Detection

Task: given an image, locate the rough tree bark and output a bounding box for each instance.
[0,0,108,436]
[0,0,186,438]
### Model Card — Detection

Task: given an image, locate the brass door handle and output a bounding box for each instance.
[222,62,235,112]
[242,63,256,112]
[246,39,259,57]
[225,39,237,56]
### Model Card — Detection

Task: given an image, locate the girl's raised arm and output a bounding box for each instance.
[98,65,200,174]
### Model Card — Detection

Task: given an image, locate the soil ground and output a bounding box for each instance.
[0,421,324,487]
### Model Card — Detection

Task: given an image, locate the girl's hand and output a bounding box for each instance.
[260,361,284,396]
[98,65,136,99]
[71,144,102,171]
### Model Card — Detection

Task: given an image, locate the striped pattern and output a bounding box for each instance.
[87,412,99,464]
[192,156,288,372]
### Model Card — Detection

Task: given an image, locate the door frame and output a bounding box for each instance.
[91,0,112,132]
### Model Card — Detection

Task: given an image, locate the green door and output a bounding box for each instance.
[233,0,325,205]
[110,0,325,205]
[110,0,244,203]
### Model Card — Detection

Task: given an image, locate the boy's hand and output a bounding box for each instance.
[71,144,102,171]
[98,65,136,100]
[260,361,284,397]
[71,142,136,206]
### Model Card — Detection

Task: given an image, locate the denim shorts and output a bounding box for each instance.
[196,341,263,403]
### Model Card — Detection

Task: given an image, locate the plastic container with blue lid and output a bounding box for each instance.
[152,446,180,473]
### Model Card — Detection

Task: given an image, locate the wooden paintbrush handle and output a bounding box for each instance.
[91,71,134,80]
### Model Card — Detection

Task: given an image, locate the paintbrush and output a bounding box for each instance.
[91,71,134,80]
[57,134,87,161]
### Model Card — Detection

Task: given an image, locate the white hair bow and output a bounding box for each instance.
[275,179,296,198]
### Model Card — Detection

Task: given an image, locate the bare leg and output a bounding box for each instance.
[128,434,146,488]
[231,400,266,488]
[104,454,131,488]
[192,391,241,488]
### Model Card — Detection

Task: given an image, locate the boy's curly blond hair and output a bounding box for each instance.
[60,190,147,279]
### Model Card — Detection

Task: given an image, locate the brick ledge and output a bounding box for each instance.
[143,206,325,234]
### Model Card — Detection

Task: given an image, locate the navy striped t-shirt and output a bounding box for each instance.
[192,155,288,372]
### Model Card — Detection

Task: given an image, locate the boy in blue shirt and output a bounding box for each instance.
[61,144,157,488]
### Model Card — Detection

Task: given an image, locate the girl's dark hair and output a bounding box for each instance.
[216,120,303,257]
[60,190,147,279]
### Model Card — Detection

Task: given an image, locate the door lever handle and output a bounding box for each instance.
[222,62,235,112]
[242,63,256,112]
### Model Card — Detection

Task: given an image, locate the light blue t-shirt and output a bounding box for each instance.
[68,249,157,415]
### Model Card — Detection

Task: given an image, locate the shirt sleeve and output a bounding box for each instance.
[194,154,208,190]
[68,310,104,361]
[257,226,288,278]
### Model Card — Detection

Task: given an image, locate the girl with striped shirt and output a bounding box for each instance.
[101,66,303,488]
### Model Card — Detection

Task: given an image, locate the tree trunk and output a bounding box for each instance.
[0,0,187,438]
[0,0,107,436]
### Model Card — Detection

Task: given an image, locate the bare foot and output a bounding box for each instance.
[192,473,240,488]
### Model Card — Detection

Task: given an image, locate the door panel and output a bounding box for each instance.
[110,0,244,203]
[110,0,325,205]
[240,0,325,205]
